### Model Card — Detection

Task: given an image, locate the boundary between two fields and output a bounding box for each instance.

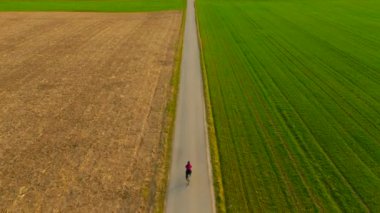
[194,2,226,212]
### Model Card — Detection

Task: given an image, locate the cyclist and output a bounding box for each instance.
[185,161,192,182]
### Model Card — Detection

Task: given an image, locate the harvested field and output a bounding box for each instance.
[0,11,181,212]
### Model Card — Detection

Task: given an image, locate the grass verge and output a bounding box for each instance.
[195,3,226,212]
[153,6,186,213]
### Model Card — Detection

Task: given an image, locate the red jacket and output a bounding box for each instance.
[186,163,192,171]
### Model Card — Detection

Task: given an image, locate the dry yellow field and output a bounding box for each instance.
[0,11,181,212]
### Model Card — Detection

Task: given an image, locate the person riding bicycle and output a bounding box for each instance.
[185,161,192,181]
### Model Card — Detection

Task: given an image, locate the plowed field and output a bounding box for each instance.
[0,12,181,212]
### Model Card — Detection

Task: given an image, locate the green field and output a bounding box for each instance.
[0,0,184,12]
[197,0,380,211]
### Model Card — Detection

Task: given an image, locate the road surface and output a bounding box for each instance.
[165,0,215,212]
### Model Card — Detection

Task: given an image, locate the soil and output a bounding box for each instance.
[0,11,181,212]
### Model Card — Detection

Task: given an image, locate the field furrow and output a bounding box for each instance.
[197,0,380,211]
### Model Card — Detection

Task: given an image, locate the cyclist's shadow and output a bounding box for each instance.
[168,177,190,193]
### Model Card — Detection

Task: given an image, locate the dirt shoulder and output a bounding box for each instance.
[0,11,181,212]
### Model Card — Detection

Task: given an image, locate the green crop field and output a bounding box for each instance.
[0,0,184,12]
[197,0,380,211]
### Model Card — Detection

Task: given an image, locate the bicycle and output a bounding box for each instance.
[185,161,192,186]
[186,169,192,185]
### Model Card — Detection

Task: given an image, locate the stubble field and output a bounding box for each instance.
[0,11,181,212]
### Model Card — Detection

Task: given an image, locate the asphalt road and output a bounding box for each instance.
[165,0,215,212]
